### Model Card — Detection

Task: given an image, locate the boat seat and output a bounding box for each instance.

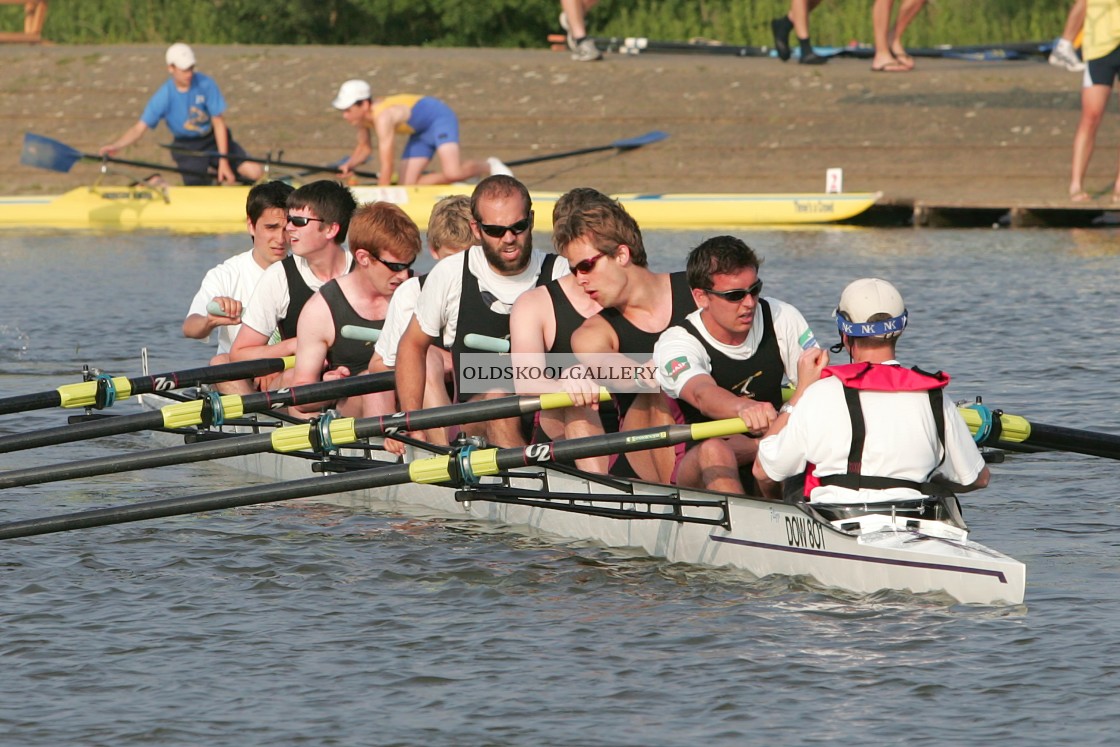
[808,490,967,531]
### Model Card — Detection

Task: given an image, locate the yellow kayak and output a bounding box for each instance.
[0,184,880,233]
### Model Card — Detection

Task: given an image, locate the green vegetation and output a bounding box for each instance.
[2,1,1071,48]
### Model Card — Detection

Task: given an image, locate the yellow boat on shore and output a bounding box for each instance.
[0,184,880,233]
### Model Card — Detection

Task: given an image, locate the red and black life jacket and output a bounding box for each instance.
[813,362,950,492]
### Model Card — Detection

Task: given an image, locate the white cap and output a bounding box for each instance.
[332,80,371,110]
[836,278,907,339]
[165,43,196,70]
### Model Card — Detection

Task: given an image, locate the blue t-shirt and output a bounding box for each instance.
[140,72,227,140]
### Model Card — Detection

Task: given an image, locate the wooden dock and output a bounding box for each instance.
[852,198,1120,229]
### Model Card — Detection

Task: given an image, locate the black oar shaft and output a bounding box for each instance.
[0,417,744,540]
[1003,422,1120,460]
[0,390,607,490]
[0,372,393,455]
[0,357,290,416]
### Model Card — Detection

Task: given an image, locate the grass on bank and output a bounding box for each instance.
[2,0,1069,49]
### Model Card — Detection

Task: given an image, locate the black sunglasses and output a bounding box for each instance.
[370,254,415,273]
[704,279,763,303]
[287,215,325,227]
[478,215,532,239]
[570,252,608,275]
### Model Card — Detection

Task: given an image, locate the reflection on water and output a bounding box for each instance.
[0,227,1118,746]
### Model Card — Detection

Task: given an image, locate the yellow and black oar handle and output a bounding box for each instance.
[0,389,612,491]
[0,356,294,417]
[0,371,396,456]
[961,402,1120,461]
[0,415,745,541]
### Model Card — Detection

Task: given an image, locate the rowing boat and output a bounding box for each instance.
[0,184,881,233]
[136,389,1025,606]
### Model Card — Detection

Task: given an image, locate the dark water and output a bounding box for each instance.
[0,227,1118,746]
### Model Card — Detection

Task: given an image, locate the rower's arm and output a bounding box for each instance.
[210,115,236,185]
[99,120,149,156]
[680,375,776,432]
[229,324,296,362]
[343,127,373,177]
[374,110,401,186]
[395,316,435,412]
[933,466,990,493]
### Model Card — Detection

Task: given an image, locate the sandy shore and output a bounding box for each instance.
[0,43,1108,206]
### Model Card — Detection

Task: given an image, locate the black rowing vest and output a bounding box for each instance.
[600,270,694,418]
[450,251,559,398]
[545,280,586,355]
[278,255,319,341]
[319,279,384,373]
[674,299,785,424]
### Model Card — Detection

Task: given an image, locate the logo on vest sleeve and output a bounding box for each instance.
[799,329,818,350]
[664,356,690,380]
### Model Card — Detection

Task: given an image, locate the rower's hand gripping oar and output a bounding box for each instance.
[0,416,749,541]
[0,356,294,417]
[961,401,1120,461]
[0,389,611,490]
[0,372,396,455]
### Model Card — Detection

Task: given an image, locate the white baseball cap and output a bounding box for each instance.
[165,43,196,70]
[836,278,908,339]
[332,79,371,110]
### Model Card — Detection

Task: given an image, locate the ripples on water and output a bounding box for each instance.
[0,228,1118,746]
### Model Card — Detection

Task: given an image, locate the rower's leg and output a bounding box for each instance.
[417,142,487,185]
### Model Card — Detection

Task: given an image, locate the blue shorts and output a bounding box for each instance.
[401,97,460,160]
[1085,43,1120,88]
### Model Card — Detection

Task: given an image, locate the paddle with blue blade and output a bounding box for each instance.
[21,132,214,180]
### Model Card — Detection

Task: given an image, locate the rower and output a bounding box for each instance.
[98,43,263,186]
[331,80,510,186]
[372,195,475,445]
[394,175,566,448]
[652,236,819,495]
[181,180,294,395]
[753,277,990,507]
[229,180,357,389]
[509,188,607,458]
[289,201,421,418]
[559,193,697,481]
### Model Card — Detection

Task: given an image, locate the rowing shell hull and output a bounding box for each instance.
[143,401,1023,606]
[0,185,879,233]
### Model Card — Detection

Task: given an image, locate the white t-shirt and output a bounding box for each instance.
[756,362,986,504]
[240,251,354,339]
[374,275,422,367]
[185,249,268,355]
[414,246,569,346]
[654,300,817,399]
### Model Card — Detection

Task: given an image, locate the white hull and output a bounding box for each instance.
[144,396,1025,606]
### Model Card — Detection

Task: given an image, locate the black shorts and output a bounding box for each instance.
[1086,43,1120,88]
[172,130,251,186]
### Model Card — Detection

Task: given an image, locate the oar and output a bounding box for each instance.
[0,416,745,541]
[0,357,293,417]
[0,388,610,490]
[504,131,668,168]
[0,372,394,455]
[960,403,1120,461]
[21,132,214,181]
[162,143,380,179]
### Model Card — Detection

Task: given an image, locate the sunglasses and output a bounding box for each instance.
[704,279,763,303]
[570,252,608,276]
[287,215,325,227]
[478,215,531,239]
[370,254,415,273]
